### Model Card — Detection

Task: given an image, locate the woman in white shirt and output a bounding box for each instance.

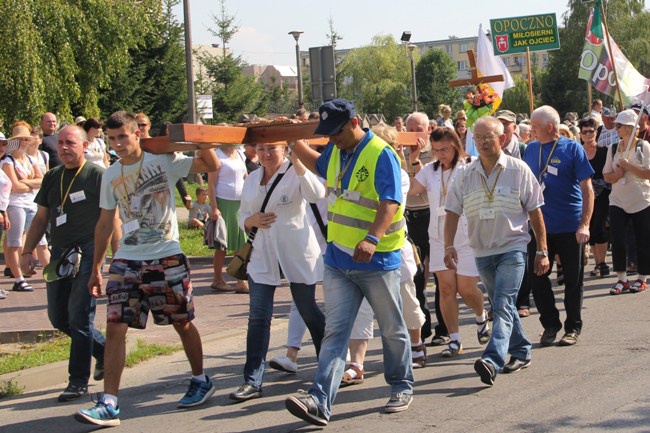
[228,143,326,402]
[207,146,248,292]
[82,118,109,168]
[1,126,44,292]
[603,109,650,294]
[409,127,490,358]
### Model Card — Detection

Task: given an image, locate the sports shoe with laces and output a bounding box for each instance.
[58,383,88,402]
[178,375,216,408]
[384,392,413,413]
[75,394,120,427]
[285,390,329,426]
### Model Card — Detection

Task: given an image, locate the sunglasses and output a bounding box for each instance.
[580,129,596,134]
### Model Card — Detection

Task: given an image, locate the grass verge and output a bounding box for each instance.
[0,334,71,376]
[125,339,182,368]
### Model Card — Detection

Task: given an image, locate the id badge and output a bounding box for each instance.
[56,213,67,227]
[130,195,142,212]
[69,190,86,203]
[343,190,361,202]
[436,206,446,217]
[479,208,496,220]
[328,192,338,206]
[547,166,558,176]
[541,182,546,193]
[123,219,140,234]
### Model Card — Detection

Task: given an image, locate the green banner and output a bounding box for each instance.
[490,13,560,55]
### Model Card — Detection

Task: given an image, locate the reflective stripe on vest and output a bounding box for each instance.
[326,134,405,252]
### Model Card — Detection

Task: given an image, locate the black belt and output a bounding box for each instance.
[405,208,430,216]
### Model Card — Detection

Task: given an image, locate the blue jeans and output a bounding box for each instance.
[475,251,531,371]
[244,277,325,388]
[308,265,413,419]
[46,241,106,386]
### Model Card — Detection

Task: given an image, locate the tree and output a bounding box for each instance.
[501,76,542,115]
[338,35,412,120]
[325,15,343,49]
[541,0,649,114]
[415,49,461,116]
[209,0,239,58]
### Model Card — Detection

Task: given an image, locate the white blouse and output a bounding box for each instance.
[239,159,326,286]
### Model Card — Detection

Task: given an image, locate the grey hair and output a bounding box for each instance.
[405,112,429,129]
[531,105,561,132]
[474,116,504,135]
[59,124,88,142]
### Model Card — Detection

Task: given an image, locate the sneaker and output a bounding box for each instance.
[12,280,33,292]
[384,392,413,413]
[476,315,491,345]
[0,289,7,299]
[285,390,329,426]
[58,383,88,402]
[177,376,216,408]
[411,344,427,369]
[610,280,630,295]
[428,334,450,346]
[474,358,496,386]
[93,357,104,381]
[540,328,560,347]
[441,340,463,358]
[269,355,298,374]
[502,357,531,374]
[75,395,120,427]
[558,331,579,346]
[629,279,647,293]
[4,267,13,278]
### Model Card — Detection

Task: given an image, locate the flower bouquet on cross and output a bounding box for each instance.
[463,83,498,129]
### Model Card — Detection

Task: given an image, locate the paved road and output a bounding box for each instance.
[1,255,650,432]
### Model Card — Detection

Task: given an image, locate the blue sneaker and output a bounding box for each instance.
[74,395,120,427]
[177,376,216,408]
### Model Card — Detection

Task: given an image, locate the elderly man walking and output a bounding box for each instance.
[443,117,549,386]
[286,98,413,426]
[21,125,106,401]
[524,106,594,347]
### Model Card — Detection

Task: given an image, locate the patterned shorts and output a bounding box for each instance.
[105,253,195,329]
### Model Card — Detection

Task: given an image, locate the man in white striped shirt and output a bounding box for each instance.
[443,116,549,386]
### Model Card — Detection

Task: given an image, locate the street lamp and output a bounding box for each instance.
[407,44,418,112]
[289,30,304,109]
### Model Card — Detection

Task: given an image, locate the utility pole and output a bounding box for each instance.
[183,0,197,123]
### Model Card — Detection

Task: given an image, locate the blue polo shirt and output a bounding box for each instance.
[316,129,402,271]
[523,136,594,234]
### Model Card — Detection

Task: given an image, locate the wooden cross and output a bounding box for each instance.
[448,49,504,88]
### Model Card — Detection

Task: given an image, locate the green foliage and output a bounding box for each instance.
[501,76,542,115]
[541,0,650,114]
[339,35,412,120]
[415,49,462,116]
[0,334,71,375]
[0,379,24,399]
[209,0,239,58]
[125,339,181,368]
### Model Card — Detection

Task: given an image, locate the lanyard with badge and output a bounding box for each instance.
[479,165,503,220]
[538,137,559,192]
[437,165,455,217]
[120,154,145,234]
[330,147,360,205]
[56,160,87,227]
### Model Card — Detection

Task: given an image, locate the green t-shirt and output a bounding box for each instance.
[35,161,104,248]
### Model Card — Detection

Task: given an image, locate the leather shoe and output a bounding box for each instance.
[502,357,531,374]
[474,358,496,386]
[229,384,262,402]
[540,328,560,347]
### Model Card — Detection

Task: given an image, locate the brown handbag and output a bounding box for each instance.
[225,163,291,280]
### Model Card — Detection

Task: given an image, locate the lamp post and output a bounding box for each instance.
[289,31,304,109]
[183,0,196,123]
[407,44,418,112]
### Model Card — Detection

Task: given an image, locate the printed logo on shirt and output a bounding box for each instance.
[355,166,369,182]
[551,157,562,165]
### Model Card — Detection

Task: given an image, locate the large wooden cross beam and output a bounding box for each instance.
[141,120,428,153]
[448,49,504,88]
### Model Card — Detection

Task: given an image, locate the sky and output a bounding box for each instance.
[174,0,577,66]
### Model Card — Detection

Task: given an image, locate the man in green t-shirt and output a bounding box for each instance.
[21,125,106,402]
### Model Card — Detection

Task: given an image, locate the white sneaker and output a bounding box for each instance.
[0,289,6,299]
[269,355,298,374]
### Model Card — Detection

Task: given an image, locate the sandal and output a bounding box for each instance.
[441,340,463,358]
[235,281,250,294]
[210,280,234,292]
[340,364,364,387]
[429,334,449,346]
[411,344,427,369]
[476,313,491,345]
[630,279,647,293]
[610,280,630,295]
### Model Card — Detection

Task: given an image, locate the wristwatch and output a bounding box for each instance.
[535,250,549,257]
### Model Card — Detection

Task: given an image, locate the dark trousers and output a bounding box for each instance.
[528,231,585,334]
[610,205,650,275]
[405,208,447,339]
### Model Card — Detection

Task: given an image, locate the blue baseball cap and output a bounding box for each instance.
[314,99,356,136]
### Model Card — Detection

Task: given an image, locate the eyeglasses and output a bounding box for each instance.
[580,129,596,134]
[474,134,499,142]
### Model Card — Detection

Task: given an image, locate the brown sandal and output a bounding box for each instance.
[340,364,364,387]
